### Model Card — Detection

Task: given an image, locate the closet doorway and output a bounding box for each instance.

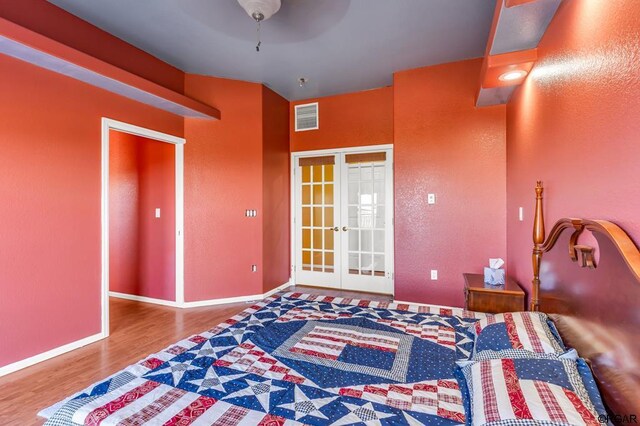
[291,145,394,295]
[101,118,184,336]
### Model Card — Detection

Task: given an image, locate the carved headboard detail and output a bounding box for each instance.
[530,183,640,417]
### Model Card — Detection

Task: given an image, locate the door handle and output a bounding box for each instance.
[342,226,348,232]
[328,227,339,232]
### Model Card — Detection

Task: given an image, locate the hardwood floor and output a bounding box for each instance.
[0,286,391,425]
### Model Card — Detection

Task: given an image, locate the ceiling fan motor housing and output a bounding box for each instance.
[237,0,282,22]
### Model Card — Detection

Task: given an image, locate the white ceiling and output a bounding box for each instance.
[48,0,495,100]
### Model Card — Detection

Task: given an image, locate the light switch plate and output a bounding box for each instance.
[427,194,436,205]
[519,207,524,222]
[430,270,438,280]
[155,208,161,218]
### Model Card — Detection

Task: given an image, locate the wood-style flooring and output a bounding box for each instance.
[0,286,392,425]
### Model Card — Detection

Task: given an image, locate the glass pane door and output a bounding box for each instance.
[346,163,385,276]
[294,149,393,294]
[340,152,393,294]
[295,156,341,288]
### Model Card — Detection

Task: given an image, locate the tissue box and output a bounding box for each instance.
[484,267,505,286]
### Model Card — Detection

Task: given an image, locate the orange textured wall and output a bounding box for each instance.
[262,86,291,293]
[0,54,182,368]
[0,2,291,371]
[137,136,176,301]
[183,75,264,301]
[109,131,176,301]
[0,0,184,93]
[394,59,507,306]
[109,131,139,300]
[506,1,640,294]
[290,87,394,152]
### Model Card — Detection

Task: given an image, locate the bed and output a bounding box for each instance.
[40,183,638,425]
[40,294,487,425]
[530,182,640,422]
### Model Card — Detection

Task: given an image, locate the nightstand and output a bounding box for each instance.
[463,273,525,313]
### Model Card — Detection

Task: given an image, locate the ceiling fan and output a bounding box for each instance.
[236,0,282,51]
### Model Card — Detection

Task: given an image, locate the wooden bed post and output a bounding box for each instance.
[531,181,545,311]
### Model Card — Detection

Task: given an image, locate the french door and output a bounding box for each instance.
[293,147,393,294]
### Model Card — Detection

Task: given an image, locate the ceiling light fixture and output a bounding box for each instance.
[499,70,528,82]
[237,0,282,52]
[298,77,308,87]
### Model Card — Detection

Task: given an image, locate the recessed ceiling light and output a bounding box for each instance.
[499,70,528,82]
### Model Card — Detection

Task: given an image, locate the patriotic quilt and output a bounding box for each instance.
[42,292,487,426]
[456,356,608,426]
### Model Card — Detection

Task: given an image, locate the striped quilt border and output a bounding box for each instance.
[283,292,487,319]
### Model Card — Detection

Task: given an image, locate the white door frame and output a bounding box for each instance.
[290,144,394,294]
[101,118,185,337]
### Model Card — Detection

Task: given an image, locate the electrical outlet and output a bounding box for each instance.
[251,264,257,272]
[427,194,436,205]
[430,270,438,280]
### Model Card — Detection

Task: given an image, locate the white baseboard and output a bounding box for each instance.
[181,294,265,308]
[109,291,180,307]
[0,332,105,378]
[181,281,292,308]
[1,281,292,378]
[110,282,291,309]
[264,281,292,298]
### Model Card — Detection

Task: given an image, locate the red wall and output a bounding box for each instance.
[0,0,184,93]
[0,2,292,370]
[262,86,291,293]
[0,53,182,368]
[183,77,291,301]
[183,75,264,301]
[289,61,506,307]
[290,87,394,152]
[394,59,507,306]
[109,131,176,301]
[109,131,139,300]
[506,1,640,294]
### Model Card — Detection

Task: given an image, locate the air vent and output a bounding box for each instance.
[295,102,319,132]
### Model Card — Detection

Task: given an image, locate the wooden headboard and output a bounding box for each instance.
[530,182,640,417]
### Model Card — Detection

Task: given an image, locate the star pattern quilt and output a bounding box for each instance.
[42,292,486,426]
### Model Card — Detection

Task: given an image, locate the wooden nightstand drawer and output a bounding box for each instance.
[463,273,525,313]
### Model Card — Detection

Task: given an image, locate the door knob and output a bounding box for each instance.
[332,226,339,232]
[342,226,348,231]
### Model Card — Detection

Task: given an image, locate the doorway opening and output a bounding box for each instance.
[291,145,394,295]
[101,118,185,337]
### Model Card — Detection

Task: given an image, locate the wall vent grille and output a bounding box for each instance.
[294,102,319,132]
